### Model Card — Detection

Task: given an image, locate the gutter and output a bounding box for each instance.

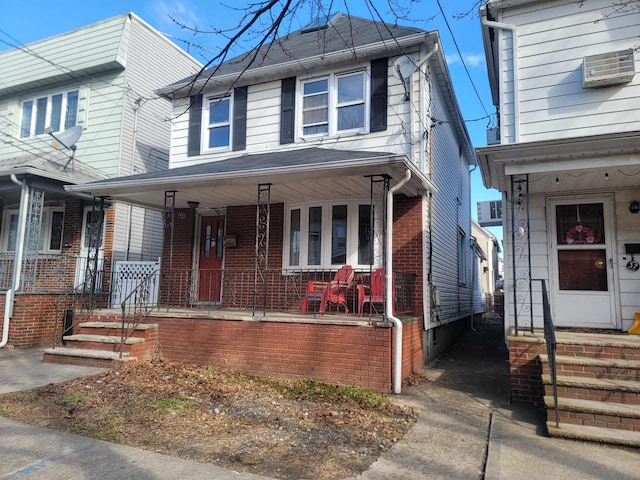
[2,174,28,348]
[480,6,520,142]
[387,169,412,394]
[66,154,438,197]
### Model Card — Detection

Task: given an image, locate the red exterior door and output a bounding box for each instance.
[198,216,225,302]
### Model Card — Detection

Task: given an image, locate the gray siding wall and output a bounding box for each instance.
[428,70,473,327]
[110,15,201,264]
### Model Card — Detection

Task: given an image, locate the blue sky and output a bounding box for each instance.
[0,0,503,244]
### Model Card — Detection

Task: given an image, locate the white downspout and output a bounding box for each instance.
[387,169,412,394]
[481,11,520,142]
[2,175,29,348]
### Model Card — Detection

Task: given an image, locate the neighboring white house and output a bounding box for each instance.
[476,0,640,335]
[472,219,502,313]
[70,12,477,390]
[0,13,201,348]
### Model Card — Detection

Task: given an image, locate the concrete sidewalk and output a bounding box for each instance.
[1,319,639,479]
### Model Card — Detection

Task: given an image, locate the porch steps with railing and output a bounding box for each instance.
[539,332,640,447]
[43,321,158,368]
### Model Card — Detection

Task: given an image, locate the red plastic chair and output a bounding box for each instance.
[357,268,393,316]
[302,265,354,314]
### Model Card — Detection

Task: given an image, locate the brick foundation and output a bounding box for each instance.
[508,335,546,404]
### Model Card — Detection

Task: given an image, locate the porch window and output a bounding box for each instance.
[3,207,65,253]
[20,89,80,138]
[300,69,368,137]
[285,201,373,269]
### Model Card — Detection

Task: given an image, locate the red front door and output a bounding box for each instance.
[198,216,225,302]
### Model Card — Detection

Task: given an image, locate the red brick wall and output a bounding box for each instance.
[400,319,424,378]
[393,195,423,314]
[509,336,545,404]
[154,316,394,391]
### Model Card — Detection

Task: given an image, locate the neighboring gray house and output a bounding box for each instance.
[69,13,477,393]
[0,13,200,348]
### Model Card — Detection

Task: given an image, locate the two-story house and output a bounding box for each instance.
[476,0,640,446]
[0,13,201,349]
[68,13,476,394]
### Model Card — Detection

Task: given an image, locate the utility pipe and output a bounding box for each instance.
[387,169,412,394]
[2,175,29,348]
[480,8,520,142]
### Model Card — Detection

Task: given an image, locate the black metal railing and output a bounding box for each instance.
[52,274,107,348]
[118,268,161,358]
[159,268,415,316]
[537,278,559,427]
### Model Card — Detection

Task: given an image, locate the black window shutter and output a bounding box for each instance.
[232,86,248,151]
[370,58,388,133]
[187,94,203,157]
[280,77,296,144]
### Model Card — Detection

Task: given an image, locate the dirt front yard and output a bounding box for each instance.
[0,359,419,479]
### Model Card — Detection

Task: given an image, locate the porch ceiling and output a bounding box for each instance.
[476,130,640,194]
[66,147,436,210]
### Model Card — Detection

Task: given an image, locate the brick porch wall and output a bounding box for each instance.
[0,293,110,348]
[509,335,545,404]
[151,316,423,392]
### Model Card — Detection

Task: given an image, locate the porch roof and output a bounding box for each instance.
[0,153,107,204]
[66,147,437,210]
[476,130,640,193]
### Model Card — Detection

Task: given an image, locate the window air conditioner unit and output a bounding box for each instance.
[583,49,635,88]
[486,127,500,145]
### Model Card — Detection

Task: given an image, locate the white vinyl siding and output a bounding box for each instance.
[496,0,640,143]
[168,49,423,169]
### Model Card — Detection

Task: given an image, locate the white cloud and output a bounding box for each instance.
[152,0,201,31]
[446,52,486,68]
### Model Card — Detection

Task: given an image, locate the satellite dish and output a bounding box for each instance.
[45,125,83,171]
[47,125,83,150]
[393,55,417,81]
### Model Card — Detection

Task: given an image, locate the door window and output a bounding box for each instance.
[555,203,607,291]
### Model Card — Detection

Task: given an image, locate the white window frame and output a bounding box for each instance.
[20,89,79,138]
[298,68,369,138]
[1,207,65,254]
[283,200,375,270]
[458,228,467,285]
[203,95,232,152]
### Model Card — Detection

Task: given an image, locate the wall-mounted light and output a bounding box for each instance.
[187,201,200,209]
[630,200,640,214]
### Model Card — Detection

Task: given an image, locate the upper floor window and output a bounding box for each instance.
[2,207,65,253]
[285,200,372,269]
[206,96,231,149]
[20,90,79,138]
[300,70,368,137]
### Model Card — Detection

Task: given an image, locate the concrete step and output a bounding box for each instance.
[540,354,640,381]
[554,331,640,362]
[542,374,640,405]
[76,322,158,339]
[63,334,145,345]
[544,395,640,431]
[546,421,640,448]
[42,347,137,368]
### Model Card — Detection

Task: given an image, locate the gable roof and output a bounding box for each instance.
[158,13,430,96]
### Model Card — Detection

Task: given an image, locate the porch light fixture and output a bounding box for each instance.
[630,201,640,214]
[187,201,200,209]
